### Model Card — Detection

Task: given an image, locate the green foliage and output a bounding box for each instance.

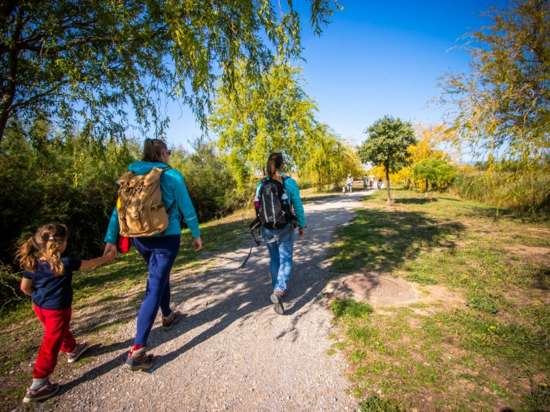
[442,0,549,159]
[211,61,363,193]
[330,299,373,319]
[210,62,318,192]
[359,396,401,412]
[359,116,416,202]
[170,141,244,221]
[0,0,336,140]
[300,125,365,191]
[412,158,457,192]
[0,122,134,265]
[451,162,550,214]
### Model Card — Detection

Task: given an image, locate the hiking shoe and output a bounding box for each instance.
[162,310,185,329]
[126,347,154,371]
[67,342,90,363]
[22,381,59,403]
[270,292,285,315]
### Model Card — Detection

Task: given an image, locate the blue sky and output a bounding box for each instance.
[163,0,509,151]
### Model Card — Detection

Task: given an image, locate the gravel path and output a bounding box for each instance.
[52,191,370,412]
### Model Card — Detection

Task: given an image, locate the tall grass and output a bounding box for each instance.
[451,168,550,214]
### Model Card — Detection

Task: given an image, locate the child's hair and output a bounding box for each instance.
[143,138,168,162]
[266,152,284,178]
[16,223,69,276]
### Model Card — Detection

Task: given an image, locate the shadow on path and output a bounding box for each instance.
[327,205,465,301]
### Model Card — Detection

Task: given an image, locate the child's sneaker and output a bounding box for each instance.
[126,347,154,371]
[22,380,59,403]
[162,310,184,329]
[67,342,90,363]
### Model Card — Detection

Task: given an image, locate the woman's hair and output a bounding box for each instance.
[16,223,68,276]
[266,152,284,178]
[143,138,168,162]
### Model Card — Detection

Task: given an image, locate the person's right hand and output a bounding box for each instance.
[103,243,118,259]
[192,237,202,252]
[298,228,305,237]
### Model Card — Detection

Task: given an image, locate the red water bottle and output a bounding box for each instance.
[118,236,131,254]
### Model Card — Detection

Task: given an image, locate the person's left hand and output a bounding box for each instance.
[298,228,305,237]
[192,237,202,252]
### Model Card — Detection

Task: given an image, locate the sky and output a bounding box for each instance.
[163,0,509,151]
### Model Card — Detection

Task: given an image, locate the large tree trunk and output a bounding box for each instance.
[385,166,392,205]
[0,4,22,142]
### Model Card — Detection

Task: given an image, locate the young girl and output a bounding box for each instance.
[17,223,115,403]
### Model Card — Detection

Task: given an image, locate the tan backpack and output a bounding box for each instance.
[117,167,169,237]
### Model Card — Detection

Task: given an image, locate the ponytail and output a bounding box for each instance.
[43,238,65,276]
[16,223,68,276]
[16,237,38,272]
[266,152,284,179]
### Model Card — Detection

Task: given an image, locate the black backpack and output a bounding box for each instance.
[257,177,294,229]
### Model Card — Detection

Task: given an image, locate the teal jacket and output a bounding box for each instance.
[255,175,306,228]
[104,161,200,244]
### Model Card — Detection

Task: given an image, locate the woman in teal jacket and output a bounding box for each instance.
[255,152,306,315]
[103,139,202,370]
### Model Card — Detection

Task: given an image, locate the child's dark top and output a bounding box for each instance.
[22,257,82,310]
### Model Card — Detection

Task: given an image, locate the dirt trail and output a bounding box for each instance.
[52,191,371,412]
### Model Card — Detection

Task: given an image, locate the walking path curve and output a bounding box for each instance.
[54,190,371,411]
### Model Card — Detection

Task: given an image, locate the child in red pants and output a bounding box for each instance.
[17,223,115,403]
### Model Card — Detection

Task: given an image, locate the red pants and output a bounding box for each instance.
[32,305,76,379]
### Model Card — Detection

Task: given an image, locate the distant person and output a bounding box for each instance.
[346,175,353,193]
[254,153,305,315]
[103,139,202,371]
[17,223,115,403]
[377,179,382,190]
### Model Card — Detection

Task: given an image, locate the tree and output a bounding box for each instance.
[394,125,451,190]
[442,0,549,161]
[413,158,457,193]
[301,125,364,191]
[210,61,319,193]
[359,116,416,204]
[0,0,337,141]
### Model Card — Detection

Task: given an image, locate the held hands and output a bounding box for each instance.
[193,237,202,252]
[103,243,118,260]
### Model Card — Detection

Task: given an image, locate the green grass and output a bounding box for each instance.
[0,214,251,410]
[329,189,550,411]
[330,299,373,319]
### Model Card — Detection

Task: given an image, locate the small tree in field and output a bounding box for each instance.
[413,158,457,194]
[359,116,416,204]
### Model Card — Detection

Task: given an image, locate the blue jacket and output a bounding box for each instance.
[255,175,306,228]
[104,161,200,244]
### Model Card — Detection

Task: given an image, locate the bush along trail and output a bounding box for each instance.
[328,189,550,411]
[1,190,371,411]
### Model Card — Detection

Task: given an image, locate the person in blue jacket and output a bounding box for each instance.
[103,139,202,370]
[255,152,306,315]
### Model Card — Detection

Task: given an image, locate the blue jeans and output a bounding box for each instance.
[132,235,180,346]
[262,224,295,293]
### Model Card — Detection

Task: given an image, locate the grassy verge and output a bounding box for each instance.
[329,189,550,411]
[0,213,252,410]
